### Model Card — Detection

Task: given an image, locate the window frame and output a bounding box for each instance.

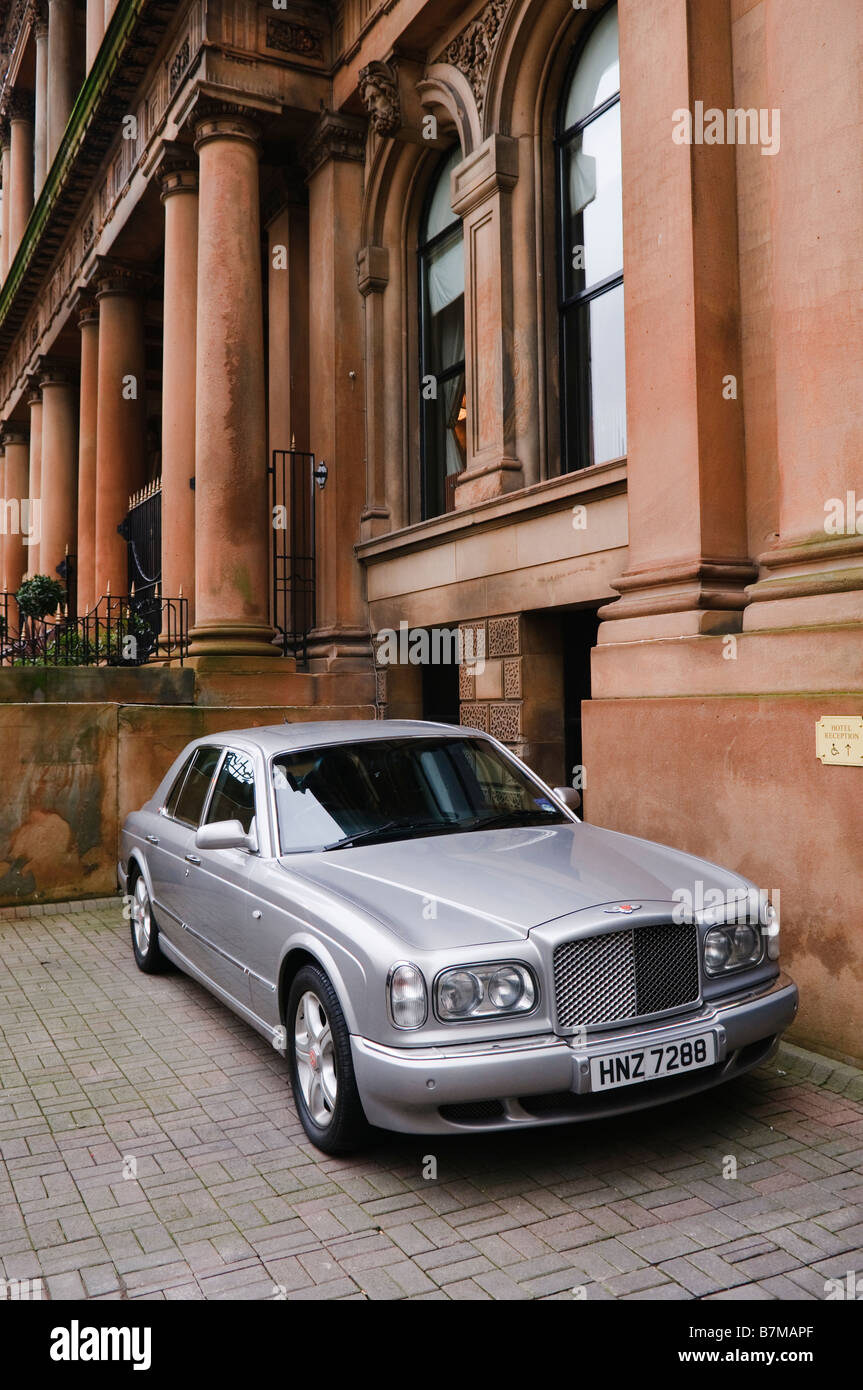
[555,0,624,475]
[203,746,260,841]
[417,149,466,520]
[161,744,223,830]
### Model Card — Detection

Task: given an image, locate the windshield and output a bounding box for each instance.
[271,736,568,854]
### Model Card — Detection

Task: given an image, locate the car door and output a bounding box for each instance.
[179,747,260,1009]
[147,746,221,953]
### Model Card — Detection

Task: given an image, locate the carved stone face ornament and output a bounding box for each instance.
[359,60,401,137]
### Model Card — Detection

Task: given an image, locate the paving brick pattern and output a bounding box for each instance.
[1,903,862,1301]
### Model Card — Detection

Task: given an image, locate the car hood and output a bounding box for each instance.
[278,823,750,950]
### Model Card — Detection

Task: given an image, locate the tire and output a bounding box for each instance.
[129,872,169,974]
[286,964,368,1154]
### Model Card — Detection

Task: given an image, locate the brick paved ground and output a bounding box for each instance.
[1,901,862,1301]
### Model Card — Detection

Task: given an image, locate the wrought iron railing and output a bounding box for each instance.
[0,591,189,667]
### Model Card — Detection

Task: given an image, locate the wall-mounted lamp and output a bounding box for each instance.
[314,460,328,490]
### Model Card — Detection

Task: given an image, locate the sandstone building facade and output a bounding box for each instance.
[0,0,860,1062]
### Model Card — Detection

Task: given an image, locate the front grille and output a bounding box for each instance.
[553,922,699,1029]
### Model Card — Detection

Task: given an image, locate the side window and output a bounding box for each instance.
[163,753,194,818]
[205,749,257,835]
[173,746,222,828]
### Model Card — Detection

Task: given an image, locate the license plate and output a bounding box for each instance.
[589,1032,716,1091]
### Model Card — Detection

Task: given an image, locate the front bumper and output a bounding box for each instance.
[350,972,798,1134]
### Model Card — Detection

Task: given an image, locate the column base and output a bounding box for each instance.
[306,625,373,672]
[187,622,281,659]
[454,457,524,509]
[597,557,757,638]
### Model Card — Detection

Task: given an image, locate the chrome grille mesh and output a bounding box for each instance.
[553,923,699,1029]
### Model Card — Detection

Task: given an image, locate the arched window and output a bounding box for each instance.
[557,1,626,472]
[419,147,466,518]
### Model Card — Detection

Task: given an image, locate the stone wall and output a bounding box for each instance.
[0,700,374,907]
[583,694,863,1067]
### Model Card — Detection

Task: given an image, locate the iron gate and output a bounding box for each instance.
[118,478,162,662]
[269,449,316,664]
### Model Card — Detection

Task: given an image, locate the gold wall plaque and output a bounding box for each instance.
[815,715,863,766]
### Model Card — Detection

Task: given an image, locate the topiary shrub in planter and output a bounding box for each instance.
[15,574,66,621]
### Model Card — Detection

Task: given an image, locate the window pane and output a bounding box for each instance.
[421,153,466,518]
[164,754,193,817]
[205,750,257,834]
[422,146,461,240]
[563,101,622,297]
[566,283,626,467]
[563,4,620,130]
[272,738,564,854]
[174,746,221,827]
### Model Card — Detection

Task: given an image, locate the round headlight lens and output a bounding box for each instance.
[731,923,760,960]
[704,929,731,973]
[488,965,524,1010]
[439,970,482,1018]
[389,963,427,1029]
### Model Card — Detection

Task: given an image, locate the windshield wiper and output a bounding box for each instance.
[463,809,566,832]
[323,816,464,851]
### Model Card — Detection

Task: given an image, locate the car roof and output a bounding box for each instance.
[188,719,486,758]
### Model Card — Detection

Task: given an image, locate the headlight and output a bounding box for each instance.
[703,922,763,975]
[388,962,428,1029]
[435,963,536,1021]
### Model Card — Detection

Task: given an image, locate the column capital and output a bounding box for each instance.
[7,89,34,123]
[302,110,366,179]
[38,357,77,389]
[1,421,30,446]
[156,140,198,201]
[93,257,151,299]
[29,0,49,37]
[26,374,42,406]
[192,100,262,153]
[71,287,99,327]
[450,134,518,218]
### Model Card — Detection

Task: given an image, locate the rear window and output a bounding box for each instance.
[173,746,222,827]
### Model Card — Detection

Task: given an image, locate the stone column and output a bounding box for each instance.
[76,297,99,614]
[34,8,49,192]
[47,0,76,165]
[0,123,11,281]
[39,363,79,586]
[451,135,523,508]
[304,112,370,669]
[26,381,43,577]
[94,264,147,598]
[591,0,753,644]
[1,425,31,601]
[8,92,35,260]
[159,155,198,629]
[742,0,863,631]
[190,105,275,658]
[86,0,104,71]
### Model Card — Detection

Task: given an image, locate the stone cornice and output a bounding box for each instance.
[0,0,176,361]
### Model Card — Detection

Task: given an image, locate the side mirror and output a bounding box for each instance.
[553,786,582,814]
[196,819,257,853]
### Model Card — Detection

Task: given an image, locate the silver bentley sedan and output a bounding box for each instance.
[119,720,798,1153]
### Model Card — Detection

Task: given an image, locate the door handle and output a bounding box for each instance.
[185,853,201,865]
[145,834,159,845]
